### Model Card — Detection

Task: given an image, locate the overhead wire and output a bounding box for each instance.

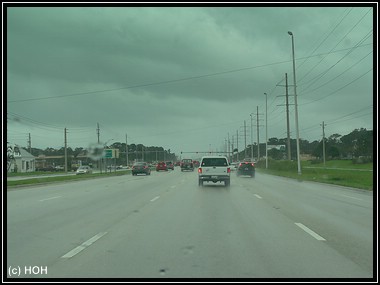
[298,8,372,87]
[297,7,353,76]
[302,49,373,96]
[300,29,373,94]
[7,43,372,104]
[300,68,372,106]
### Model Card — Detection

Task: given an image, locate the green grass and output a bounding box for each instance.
[256,160,373,191]
[7,171,62,177]
[7,170,131,188]
[304,159,373,170]
[7,161,373,190]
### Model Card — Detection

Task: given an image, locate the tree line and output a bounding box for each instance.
[28,127,372,165]
[238,128,373,162]
[29,143,176,166]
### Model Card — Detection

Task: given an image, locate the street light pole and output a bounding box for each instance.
[264,93,268,169]
[288,31,302,175]
[250,113,253,161]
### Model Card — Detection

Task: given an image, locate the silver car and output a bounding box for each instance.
[76,165,93,175]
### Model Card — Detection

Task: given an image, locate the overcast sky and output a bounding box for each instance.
[6,5,374,158]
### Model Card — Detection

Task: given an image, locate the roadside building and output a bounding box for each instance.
[8,147,36,173]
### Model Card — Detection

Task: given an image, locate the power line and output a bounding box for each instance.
[297,7,353,74]
[301,50,373,96]
[7,43,372,104]
[300,29,373,93]
[299,105,373,135]
[298,8,372,86]
[300,68,372,106]
[7,111,94,131]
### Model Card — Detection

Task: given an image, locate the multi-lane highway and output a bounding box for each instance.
[6,168,373,279]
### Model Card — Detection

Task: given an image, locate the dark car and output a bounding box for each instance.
[156,161,168,171]
[181,159,194,171]
[236,161,255,177]
[165,161,174,170]
[132,162,151,176]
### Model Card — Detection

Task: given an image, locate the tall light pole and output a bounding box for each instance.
[264,93,268,169]
[288,31,302,175]
[250,113,254,161]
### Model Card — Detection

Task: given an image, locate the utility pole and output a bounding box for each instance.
[288,31,302,175]
[225,138,227,157]
[257,106,260,161]
[228,132,231,162]
[250,114,254,161]
[231,135,234,162]
[64,128,68,173]
[126,133,129,166]
[97,123,101,173]
[285,73,291,161]
[276,74,292,161]
[244,120,247,159]
[236,130,239,161]
[97,123,100,143]
[321,121,326,166]
[28,133,31,154]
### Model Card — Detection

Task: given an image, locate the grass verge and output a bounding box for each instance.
[7,170,131,188]
[255,160,373,191]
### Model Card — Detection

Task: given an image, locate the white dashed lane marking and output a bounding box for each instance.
[39,196,62,202]
[61,232,108,259]
[295,223,326,241]
[150,196,160,202]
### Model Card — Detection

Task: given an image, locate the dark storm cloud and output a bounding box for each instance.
[6,5,374,153]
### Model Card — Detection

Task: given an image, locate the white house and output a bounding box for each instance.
[8,147,36,173]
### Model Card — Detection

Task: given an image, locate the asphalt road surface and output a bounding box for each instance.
[6,168,373,279]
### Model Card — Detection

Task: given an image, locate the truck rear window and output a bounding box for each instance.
[201,158,228,167]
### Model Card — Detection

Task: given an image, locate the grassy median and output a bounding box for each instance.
[7,162,373,190]
[255,159,373,191]
[7,170,131,188]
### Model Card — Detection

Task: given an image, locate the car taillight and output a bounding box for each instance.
[239,163,242,167]
[198,168,202,174]
[227,167,231,173]
[251,163,255,167]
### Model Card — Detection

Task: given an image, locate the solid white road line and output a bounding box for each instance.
[335,193,363,201]
[150,196,160,202]
[39,196,62,202]
[254,194,262,199]
[295,223,326,241]
[61,232,108,259]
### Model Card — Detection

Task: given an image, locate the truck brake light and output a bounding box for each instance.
[227,167,231,173]
[198,168,202,174]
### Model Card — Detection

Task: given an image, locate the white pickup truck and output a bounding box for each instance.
[198,156,231,187]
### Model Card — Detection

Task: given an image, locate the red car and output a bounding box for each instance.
[156,161,168,171]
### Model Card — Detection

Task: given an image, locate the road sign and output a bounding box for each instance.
[104,149,113,158]
[113,149,119,158]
